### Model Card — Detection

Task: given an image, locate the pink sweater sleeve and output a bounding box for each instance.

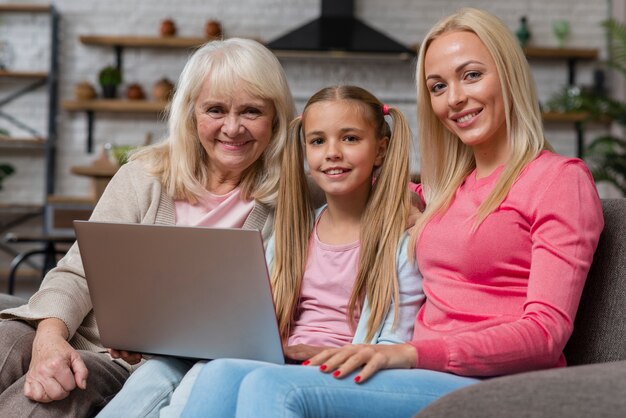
[409,162,604,376]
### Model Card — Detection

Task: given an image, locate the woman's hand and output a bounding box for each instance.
[25,318,88,403]
[283,344,326,362]
[108,348,143,365]
[305,343,417,383]
[407,189,425,229]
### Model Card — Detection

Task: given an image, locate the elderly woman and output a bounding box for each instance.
[0,37,294,417]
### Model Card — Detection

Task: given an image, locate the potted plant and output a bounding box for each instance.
[545,19,626,196]
[99,65,122,99]
[0,163,15,191]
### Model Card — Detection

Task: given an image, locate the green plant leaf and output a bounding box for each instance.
[604,19,626,77]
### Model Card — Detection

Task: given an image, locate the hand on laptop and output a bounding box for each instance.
[108,348,142,365]
[24,318,88,403]
[283,344,327,362]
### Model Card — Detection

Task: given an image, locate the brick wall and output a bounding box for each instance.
[0,0,615,205]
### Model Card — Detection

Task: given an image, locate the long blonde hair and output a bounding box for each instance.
[130,38,295,205]
[411,8,552,249]
[272,85,412,342]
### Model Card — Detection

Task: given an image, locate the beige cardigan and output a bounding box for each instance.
[1,161,274,366]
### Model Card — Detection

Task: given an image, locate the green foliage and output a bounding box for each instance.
[110,144,136,166]
[604,19,626,78]
[0,163,15,191]
[98,65,122,86]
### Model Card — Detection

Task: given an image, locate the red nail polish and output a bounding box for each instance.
[354,375,361,383]
[302,360,310,366]
[320,364,327,371]
[333,370,341,377]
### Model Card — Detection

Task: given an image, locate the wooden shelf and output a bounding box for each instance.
[523,47,598,60]
[0,70,48,79]
[0,4,51,13]
[0,136,46,149]
[272,49,415,62]
[62,99,167,113]
[79,35,212,49]
[542,111,589,123]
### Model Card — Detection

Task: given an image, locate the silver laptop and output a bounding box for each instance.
[74,221,285,364]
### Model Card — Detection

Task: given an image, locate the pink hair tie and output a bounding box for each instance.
[382,104,390,116]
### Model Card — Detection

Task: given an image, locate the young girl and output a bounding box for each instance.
[180,85,424,416]
[181,9,604,418]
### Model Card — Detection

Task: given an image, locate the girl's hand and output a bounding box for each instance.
[284,344,326,362]
[305,343,417,383]
[108,348,143,365]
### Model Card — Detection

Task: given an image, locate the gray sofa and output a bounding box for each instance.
[1,199,624,418]
[417,198,626,418]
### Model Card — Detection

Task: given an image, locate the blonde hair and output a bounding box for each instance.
[272,86,412,342]
[130,38,295,205]
[411,7,552,249]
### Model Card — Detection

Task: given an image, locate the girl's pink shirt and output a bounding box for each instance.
[174,187,255,228]
[409,151,603,377]
[288,212,360,347]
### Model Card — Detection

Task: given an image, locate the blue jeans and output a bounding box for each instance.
[97,356,196,418]
[182,358,479,417]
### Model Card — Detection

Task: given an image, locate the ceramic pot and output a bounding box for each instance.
[205,20,222,38]
[152,78,175,101]
[160,19,177,37]
[75,81,97,100]
[126,83,146,100]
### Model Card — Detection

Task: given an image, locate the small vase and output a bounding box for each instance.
[553,20,570,48]
[516,16,531,47]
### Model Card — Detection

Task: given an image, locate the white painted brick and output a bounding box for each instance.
[0,0,613,207]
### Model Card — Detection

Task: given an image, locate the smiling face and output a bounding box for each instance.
[194,77,275,186]
[303,100,387,202]
[424,30,508,159]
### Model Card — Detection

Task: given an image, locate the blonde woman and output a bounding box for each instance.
[182,85,424,417]
[184,9,603,417]
[0,38,294,417]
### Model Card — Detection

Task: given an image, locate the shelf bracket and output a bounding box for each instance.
[575,121,584,159]
[87,110,95,153]
[567,58,577,86]
[114,45,124,73]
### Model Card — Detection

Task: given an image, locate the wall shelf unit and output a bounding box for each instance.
[0,3,60,267]
[0,4,59,197]
[79,35,212,72]
[64,35,600,157]
[524,46,599,157]
[63,34,214,152]
[523,46,598,86]
[0,136,46,150]
[62,99,167,113]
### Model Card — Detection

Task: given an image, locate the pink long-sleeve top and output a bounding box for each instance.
[408,151,603,377]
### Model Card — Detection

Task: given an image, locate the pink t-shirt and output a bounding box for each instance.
[288,213,360,347]
[174,187,255,228]
[408,151,603,377]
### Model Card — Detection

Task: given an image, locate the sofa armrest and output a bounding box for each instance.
[415,360,626,418]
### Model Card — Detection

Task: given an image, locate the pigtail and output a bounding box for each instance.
[349,106,412,342]
[271,117,313,341]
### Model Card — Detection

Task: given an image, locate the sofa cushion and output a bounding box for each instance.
[564,198,626,365]
[0,293,27,311]
[415,360,626,418]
